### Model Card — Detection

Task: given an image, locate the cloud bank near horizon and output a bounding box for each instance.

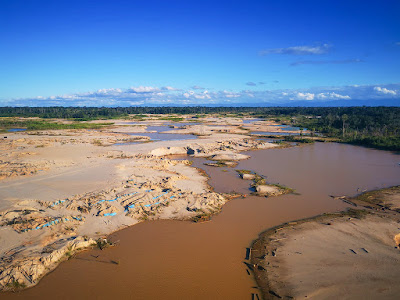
[1,84,399,107]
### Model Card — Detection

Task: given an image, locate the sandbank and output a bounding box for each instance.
[251,187,400,299]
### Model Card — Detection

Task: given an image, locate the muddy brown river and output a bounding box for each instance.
[4,143,400,299]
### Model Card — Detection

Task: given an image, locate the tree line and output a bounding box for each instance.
[1,106,399,151]
[277,107,400,151]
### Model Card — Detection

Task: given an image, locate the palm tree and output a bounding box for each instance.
[342,114,348,138]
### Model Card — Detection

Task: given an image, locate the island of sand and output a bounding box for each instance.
[0,115,293,291]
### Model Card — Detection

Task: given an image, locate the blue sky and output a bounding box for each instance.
[1,0,399,106]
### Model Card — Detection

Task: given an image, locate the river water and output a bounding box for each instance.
[124,124,198,142]
[4,143,400,299]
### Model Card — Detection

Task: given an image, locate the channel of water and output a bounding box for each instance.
[124,123,198,142]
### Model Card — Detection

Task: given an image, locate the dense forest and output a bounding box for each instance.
[1,106,399,151]
[279,107,400,151]
[0,106,261,119]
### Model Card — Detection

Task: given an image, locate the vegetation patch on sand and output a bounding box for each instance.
[352,186,400,212]
[0,118,112,131]
[204,160,238,168]
[236,170,295,197]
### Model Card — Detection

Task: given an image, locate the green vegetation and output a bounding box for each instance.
[205,160,237,167]
[92,139,103,146]
[269,183,296,194]
[236,170,266,186]
[138,212,149,221]
[352,185,400,206]
[252,175,266,187]
[0,107,130,120]
[130,114,147,120]
[283,136,315,144]
[268,107,400,151]
[236,169,252,175]
[254,107,399,150]
[236,169,261,185]
[191,212,213,223]
[0,118,111,131]
[236,169,295,195]
[6,280,26,292]
[158,116,184,122]
[342,208,369,219]
[95,238,113,250]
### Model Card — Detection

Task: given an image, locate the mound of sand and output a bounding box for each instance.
[252,191,400,300]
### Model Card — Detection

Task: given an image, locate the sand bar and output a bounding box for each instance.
[251,186,400,299]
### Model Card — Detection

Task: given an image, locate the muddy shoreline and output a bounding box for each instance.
[250,186,400,299]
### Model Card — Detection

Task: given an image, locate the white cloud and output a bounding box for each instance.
[260,44,330,56]
[96,88,122,94]
[317,92,351,100]
[128,86,160,93]
[222,90,241,98]
[331,92,351,99]
[183,91,196,98]
[194,94,211,99]
[183,90,212,100]
[296,92,315,100]
[4,83,399,107]
[374,86,397,95]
